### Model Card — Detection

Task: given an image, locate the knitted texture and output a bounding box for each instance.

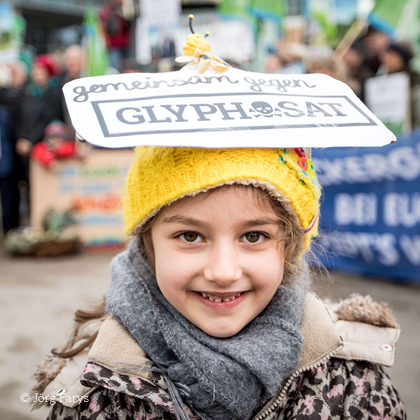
[123,147,321,251]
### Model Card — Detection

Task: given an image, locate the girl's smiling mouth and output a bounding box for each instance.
[193,291,249,309]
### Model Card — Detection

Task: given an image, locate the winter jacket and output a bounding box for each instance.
[31,141,76,167]
[16,80,63,146]
[99,4,130,49]
[0,87,23,178]
[33,293,406,419]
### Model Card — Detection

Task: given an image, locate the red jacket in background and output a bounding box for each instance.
[32,142,76,167]
[99,4,130,49]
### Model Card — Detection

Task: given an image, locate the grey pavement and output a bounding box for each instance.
[0,248,419,419]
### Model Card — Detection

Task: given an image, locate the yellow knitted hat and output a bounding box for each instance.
[123,147,321,252]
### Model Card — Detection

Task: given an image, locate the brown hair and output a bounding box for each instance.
[52,185,306,359]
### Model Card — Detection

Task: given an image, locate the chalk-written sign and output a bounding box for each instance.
[63,67,395,148]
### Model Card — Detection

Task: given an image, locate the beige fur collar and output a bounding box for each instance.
[87,292,343,377]
[87,292,401,376]
[33,292,401,409]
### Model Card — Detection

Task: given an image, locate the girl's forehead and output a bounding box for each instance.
[156,185,278,220]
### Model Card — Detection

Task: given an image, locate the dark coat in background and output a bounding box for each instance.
[16,79,63,146]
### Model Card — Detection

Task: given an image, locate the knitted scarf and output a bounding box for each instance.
[106,240,307,420]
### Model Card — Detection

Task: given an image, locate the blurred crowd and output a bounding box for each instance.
[1,1,420,238]
[263,26,420,130]
[0,0,136,237]
[0,46,83,235]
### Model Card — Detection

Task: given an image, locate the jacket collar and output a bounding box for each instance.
[87,292,343,381]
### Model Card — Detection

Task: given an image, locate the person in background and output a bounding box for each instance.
[14,54,64,222]
[31,121,77,170]
[10,60,28,91]
[307,56,348,84]
[15,54,63,161]
[0,62,27,234]
[379,41,420,130]
[62,45,84,83]
[361,26,391,74]
[61,45,84,136]
[264,53,283,73]
[342,40,374,103]
[99,0,131,72]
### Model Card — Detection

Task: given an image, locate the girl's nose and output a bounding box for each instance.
[203,242,242,286]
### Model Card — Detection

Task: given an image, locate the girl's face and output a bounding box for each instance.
[151,186,285,338]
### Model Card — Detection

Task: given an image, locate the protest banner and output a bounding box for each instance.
[312,130,420,282]
[136,0,180,64]
[63,68,395,149]
[365,72,411,135]
[30,149,133,246]
[0,3,24,65]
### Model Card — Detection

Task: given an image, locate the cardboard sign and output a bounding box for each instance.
[63,67,395,148]
[30,149,133,246]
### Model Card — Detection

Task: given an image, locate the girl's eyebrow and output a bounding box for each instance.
[161,215,209,228]
[161,215,278,229]
[241,218,279,229]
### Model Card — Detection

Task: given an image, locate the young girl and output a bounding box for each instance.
[33,147,405,420]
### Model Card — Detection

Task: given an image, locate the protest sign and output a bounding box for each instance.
[0,3,24,65]
[63,67,395,149]
[365,72,410,134]
[312,130,420,282]
[30,149,133,246]
[136,0,180,64]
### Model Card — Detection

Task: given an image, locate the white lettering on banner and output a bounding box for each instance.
[334,193,377,226]
[320,232,400,266]
[384,193,420,227]
[399,235,420,265]
[313,144,420,186]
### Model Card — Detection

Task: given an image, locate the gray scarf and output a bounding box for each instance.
[106,240,307,420]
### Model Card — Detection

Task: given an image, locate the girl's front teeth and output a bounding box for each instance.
[200,292,242,302]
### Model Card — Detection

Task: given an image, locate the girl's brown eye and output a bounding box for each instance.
[182,232,199,242]
[244,232,261,243]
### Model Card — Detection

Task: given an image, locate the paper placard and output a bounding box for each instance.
[365,72,410,134]
[63,67,395,148]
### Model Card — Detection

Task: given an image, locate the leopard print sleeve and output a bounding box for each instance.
[47,387,175,420]
[276,358,406,420]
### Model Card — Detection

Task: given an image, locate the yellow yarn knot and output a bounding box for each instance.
[183,33,212,57]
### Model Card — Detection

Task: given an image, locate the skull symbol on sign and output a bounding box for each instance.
[250,101,273,117]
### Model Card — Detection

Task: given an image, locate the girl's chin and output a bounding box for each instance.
[194,317,249,338]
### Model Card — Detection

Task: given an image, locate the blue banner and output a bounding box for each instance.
[312,131,420,283]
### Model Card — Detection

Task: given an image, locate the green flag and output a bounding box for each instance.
[83,7,109,77]
[248,0,285,22]
[368,0,408,34]
[218,0,251,19]
[308,0,338,46]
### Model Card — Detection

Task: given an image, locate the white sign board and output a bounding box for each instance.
[63,67,395,149]
[365,72,410,131]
